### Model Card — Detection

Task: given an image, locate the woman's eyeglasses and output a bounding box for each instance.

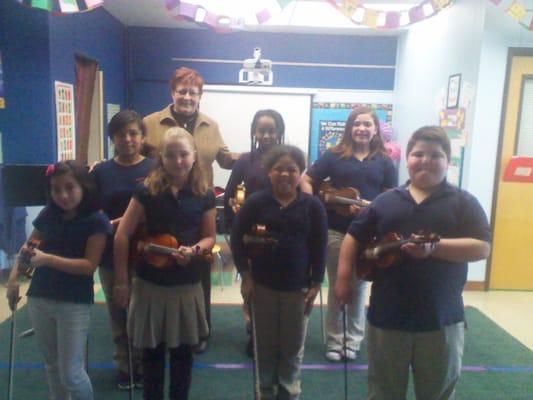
[175,89,201,97]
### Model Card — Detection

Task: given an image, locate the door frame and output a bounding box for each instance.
[486,47,533,289]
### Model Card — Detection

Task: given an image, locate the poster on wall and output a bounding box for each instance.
[0,51,5,109]
[439,108,466,187]
[55,81,76,161]
[309,102,393,162]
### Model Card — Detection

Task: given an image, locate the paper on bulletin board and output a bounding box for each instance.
[0,51,5,109]
[55,81,76,161]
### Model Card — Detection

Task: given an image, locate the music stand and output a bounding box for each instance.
[2,165,48,207]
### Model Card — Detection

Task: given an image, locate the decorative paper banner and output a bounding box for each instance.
[487,0,533,31]
[340,0,360,18]
[165,0,457,31]
[32,0,52,10]
[84,0,103,8]
[327,0,454,28]
[58,0,78,13]
[165,0,294,31]
[54,81,76,161]
[507,1,526,21]
[14,0,104,14]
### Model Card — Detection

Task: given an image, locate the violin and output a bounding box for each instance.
[319,181,370,217]
[243,224,278,256]
[136,234,213,268]
[356,232,440,280]
[230,184,246,214]
[17,240,41,279]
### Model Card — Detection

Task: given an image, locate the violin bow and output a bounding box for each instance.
[249,299,261,400]
[319,287,326,344]
[7,303,17,400]
[342,304,348,400]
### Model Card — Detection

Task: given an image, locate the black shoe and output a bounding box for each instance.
[116,371,134,390]
[192,339,207,354]
[245,337,254,358]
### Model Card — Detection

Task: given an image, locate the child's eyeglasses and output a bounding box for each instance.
[353,121,374,127]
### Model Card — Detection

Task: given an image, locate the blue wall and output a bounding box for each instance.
[0,1,52,164]
[128,27,397,116]
[49,8,127,158]
[0,3,126,163]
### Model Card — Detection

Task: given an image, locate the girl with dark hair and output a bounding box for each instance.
[223,109,285,356]
[6,160,111,400]
[91,109,154,389]
[231,144,328,400]
[224,109,285,228]
[301,107,398,363]
[113,127,215,400]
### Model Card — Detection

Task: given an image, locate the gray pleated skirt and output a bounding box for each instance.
[127,277,209,349]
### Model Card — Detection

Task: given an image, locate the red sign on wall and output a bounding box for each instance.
[503,157,533,182]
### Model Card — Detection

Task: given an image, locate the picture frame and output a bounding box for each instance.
[446,73,461,109]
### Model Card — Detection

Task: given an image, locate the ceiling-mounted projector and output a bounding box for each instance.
[239,47,273,85]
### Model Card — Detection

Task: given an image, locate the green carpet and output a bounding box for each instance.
[1,305,532,399]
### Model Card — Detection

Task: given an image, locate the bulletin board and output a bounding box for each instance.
[309,90,394,162]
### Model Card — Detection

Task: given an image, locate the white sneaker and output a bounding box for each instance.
[344,348,357,360]
[325,350,342,362]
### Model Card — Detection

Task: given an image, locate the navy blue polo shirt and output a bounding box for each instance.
[306,149,397,233]
[92,158,154,269]
[134,183,215,286]
[224,149,271,229]
[348,180,491,331]
[27,207,111,304]
[231,188,328,291]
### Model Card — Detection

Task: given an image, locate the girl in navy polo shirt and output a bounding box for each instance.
[113,127,215,400]
[92,109,154,389]
[301,106,397,362]
[231,144,328,400]
[6,161,110,400]
[335,126,491,399]
[224,109,285,356]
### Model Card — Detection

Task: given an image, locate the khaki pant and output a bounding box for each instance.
[253,283,309,400]
[99,267,142,374]
[325,229,368,353]
[367,322,465,400]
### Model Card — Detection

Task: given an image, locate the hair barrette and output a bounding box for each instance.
[45,164,56,177]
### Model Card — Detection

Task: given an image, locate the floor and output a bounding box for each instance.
[3,269,532,352]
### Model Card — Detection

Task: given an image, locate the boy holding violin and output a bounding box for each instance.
[335,126,491,400]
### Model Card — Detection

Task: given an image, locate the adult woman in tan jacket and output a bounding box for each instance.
[143,67,238,186]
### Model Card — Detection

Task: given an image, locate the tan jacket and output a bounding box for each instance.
[143,105,238,186]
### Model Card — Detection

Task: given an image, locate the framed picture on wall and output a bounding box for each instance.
[446,73,461,109]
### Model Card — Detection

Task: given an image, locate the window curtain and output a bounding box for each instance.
[75,53,98,165]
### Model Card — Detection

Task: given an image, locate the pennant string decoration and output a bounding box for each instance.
[15,0,103,14]
[486,0,533,32]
